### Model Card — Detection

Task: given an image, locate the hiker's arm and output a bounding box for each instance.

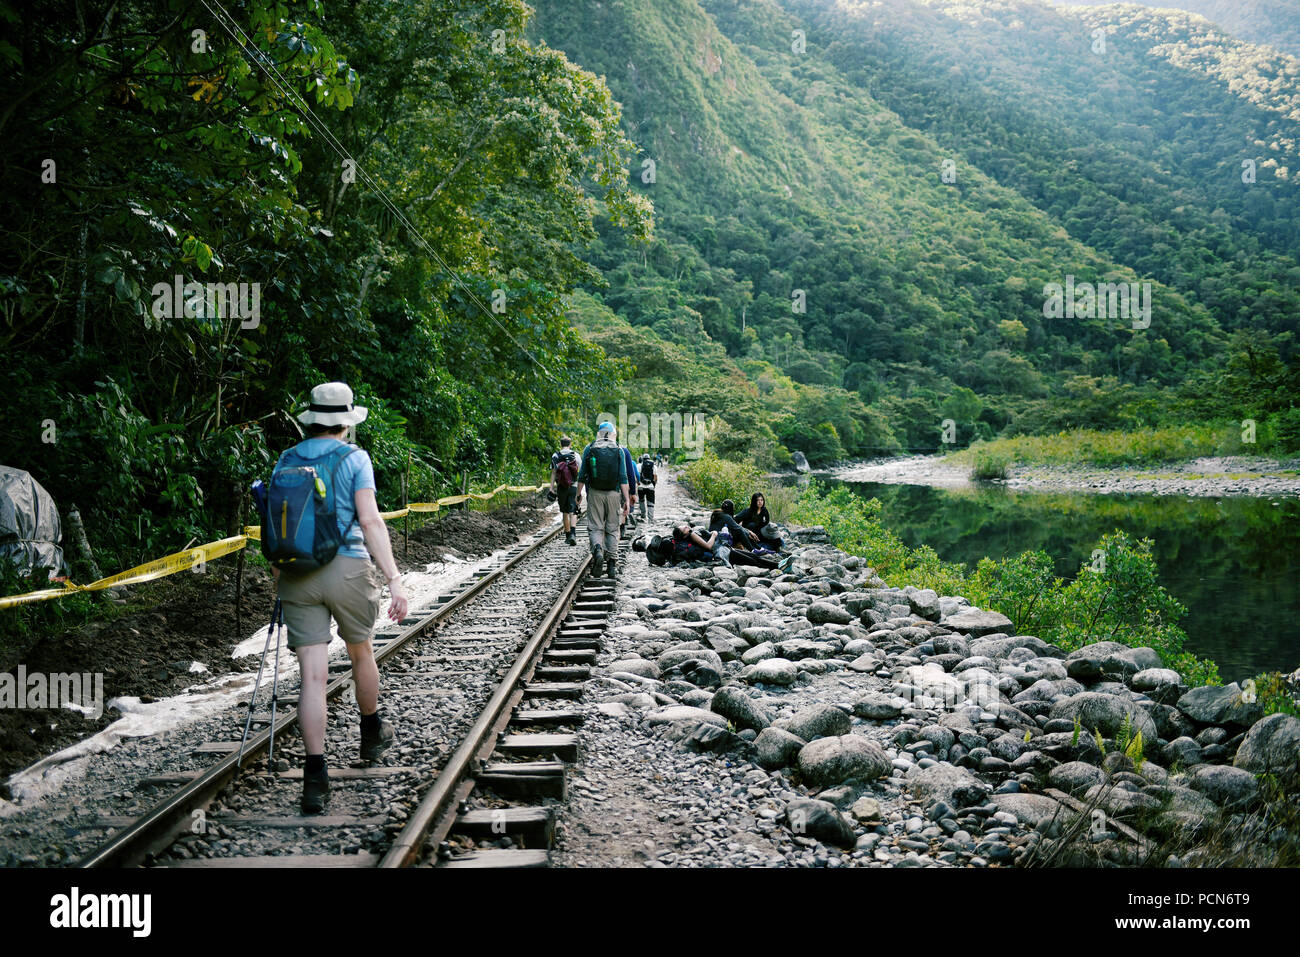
[620,482,630,513]
[355,487,408,621]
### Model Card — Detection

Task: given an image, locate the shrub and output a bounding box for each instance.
[970,449,1010,481]
[681,452,764,508]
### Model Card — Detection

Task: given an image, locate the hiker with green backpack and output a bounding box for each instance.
[258,382,408,814]
[575,420,629,578]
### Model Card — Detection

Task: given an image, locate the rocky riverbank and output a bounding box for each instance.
[552,474,1300,867]
[828,455,1300,498]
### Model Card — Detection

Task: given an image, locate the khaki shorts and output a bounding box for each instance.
[277,555,382,649]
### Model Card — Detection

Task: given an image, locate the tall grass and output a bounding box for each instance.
[948,425,1243,468]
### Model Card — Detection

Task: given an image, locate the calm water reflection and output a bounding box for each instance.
[816,479,1300,681]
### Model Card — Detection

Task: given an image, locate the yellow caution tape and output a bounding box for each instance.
[1,484,550,610]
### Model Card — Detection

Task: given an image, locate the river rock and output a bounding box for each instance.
[852,692,906,720]
[740,626,784,646]
[1048,761,1107,795]
[1130,668,1182,699]
[754,727,807,770]
[806,602,852,625]
[608,658,660,679]
[744,658,798,686]
[797,735,891,787]
[1176,683,1264,729]
[741,642,777,664]
[907,762,991,808]
[785,703,852,741]
[943,609,1014,637]
[710,684,773,732]
[850,796,882,823]
[784,798,856,847]
[990,792,1069,834]
[1049,692,1157,742]
[657,646,724,672]
[1232,713,1300,786]
[908,589,940,619]
[792,452,811,474]
[1187,765,1260,809]
[645,706,728,728]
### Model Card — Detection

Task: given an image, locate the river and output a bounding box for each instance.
[807,477,1300,682]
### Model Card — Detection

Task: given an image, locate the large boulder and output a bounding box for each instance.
[1048,761,1107,796]
[797,735,891,788]
[943,608,1014,637]
[710,685,773,732]
[907,589,940,620]
[755,727,807,770]
[657,646,724,672]
[785,703,852,742]
[1049,692,1157,742]
[743,658,798,686]
[1232,713,1300,786]
[784,798,856,847]
[806,602,852,626]
[1187,765,1261,809]
[990,792,1073,835]
[1130,668,1183,702]
[906,762,991,809]
[852,692,907,721]
[1176,683,1265,729]
[792,451,811,474]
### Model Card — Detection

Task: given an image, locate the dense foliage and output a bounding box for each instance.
[1,0,649,569]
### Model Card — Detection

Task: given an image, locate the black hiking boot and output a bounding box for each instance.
[566,530,576,546]
[592,546,604,574]
[360,719,394,763]
[606,556,617,579]
[301,768,330,814]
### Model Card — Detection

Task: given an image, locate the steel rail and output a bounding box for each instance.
[379,550,592,867]
[77,521,564,868]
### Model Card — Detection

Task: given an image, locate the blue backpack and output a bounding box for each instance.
[259,441,361,573]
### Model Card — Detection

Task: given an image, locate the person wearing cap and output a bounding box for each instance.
[575,421,629,578]
[274,381,409,813]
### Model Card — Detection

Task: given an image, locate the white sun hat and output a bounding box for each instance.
[297,381,368,427]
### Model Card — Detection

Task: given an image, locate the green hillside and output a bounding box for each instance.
[1050,0,1300,57]
[527,0,1300,463]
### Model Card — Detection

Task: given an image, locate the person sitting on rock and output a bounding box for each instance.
[736,492,782,551]
[709,504,758,551]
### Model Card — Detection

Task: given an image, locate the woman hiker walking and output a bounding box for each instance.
[273,382,409,813]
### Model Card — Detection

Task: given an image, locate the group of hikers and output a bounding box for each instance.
[549,420,791,576]
[256,382,789,813]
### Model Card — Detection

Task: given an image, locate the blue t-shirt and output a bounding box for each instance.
[275,438,376,560]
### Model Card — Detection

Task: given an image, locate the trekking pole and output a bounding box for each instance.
[267,600,285,768]
[237,597,280,768]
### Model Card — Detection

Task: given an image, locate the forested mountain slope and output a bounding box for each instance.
[531,0,1300,460]
[1051,0,1300,57]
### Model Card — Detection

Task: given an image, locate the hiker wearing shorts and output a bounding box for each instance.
[274,382,409,814]
[576,421,628,579]
[550,437,582,546]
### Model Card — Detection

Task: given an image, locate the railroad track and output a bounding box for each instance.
[74,514,627,869]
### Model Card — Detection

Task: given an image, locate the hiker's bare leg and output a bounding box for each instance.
[345,638,379,714]
[296,643,328,753]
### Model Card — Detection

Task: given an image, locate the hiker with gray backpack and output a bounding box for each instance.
[256,382,408,814]
[575,420,629,578]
